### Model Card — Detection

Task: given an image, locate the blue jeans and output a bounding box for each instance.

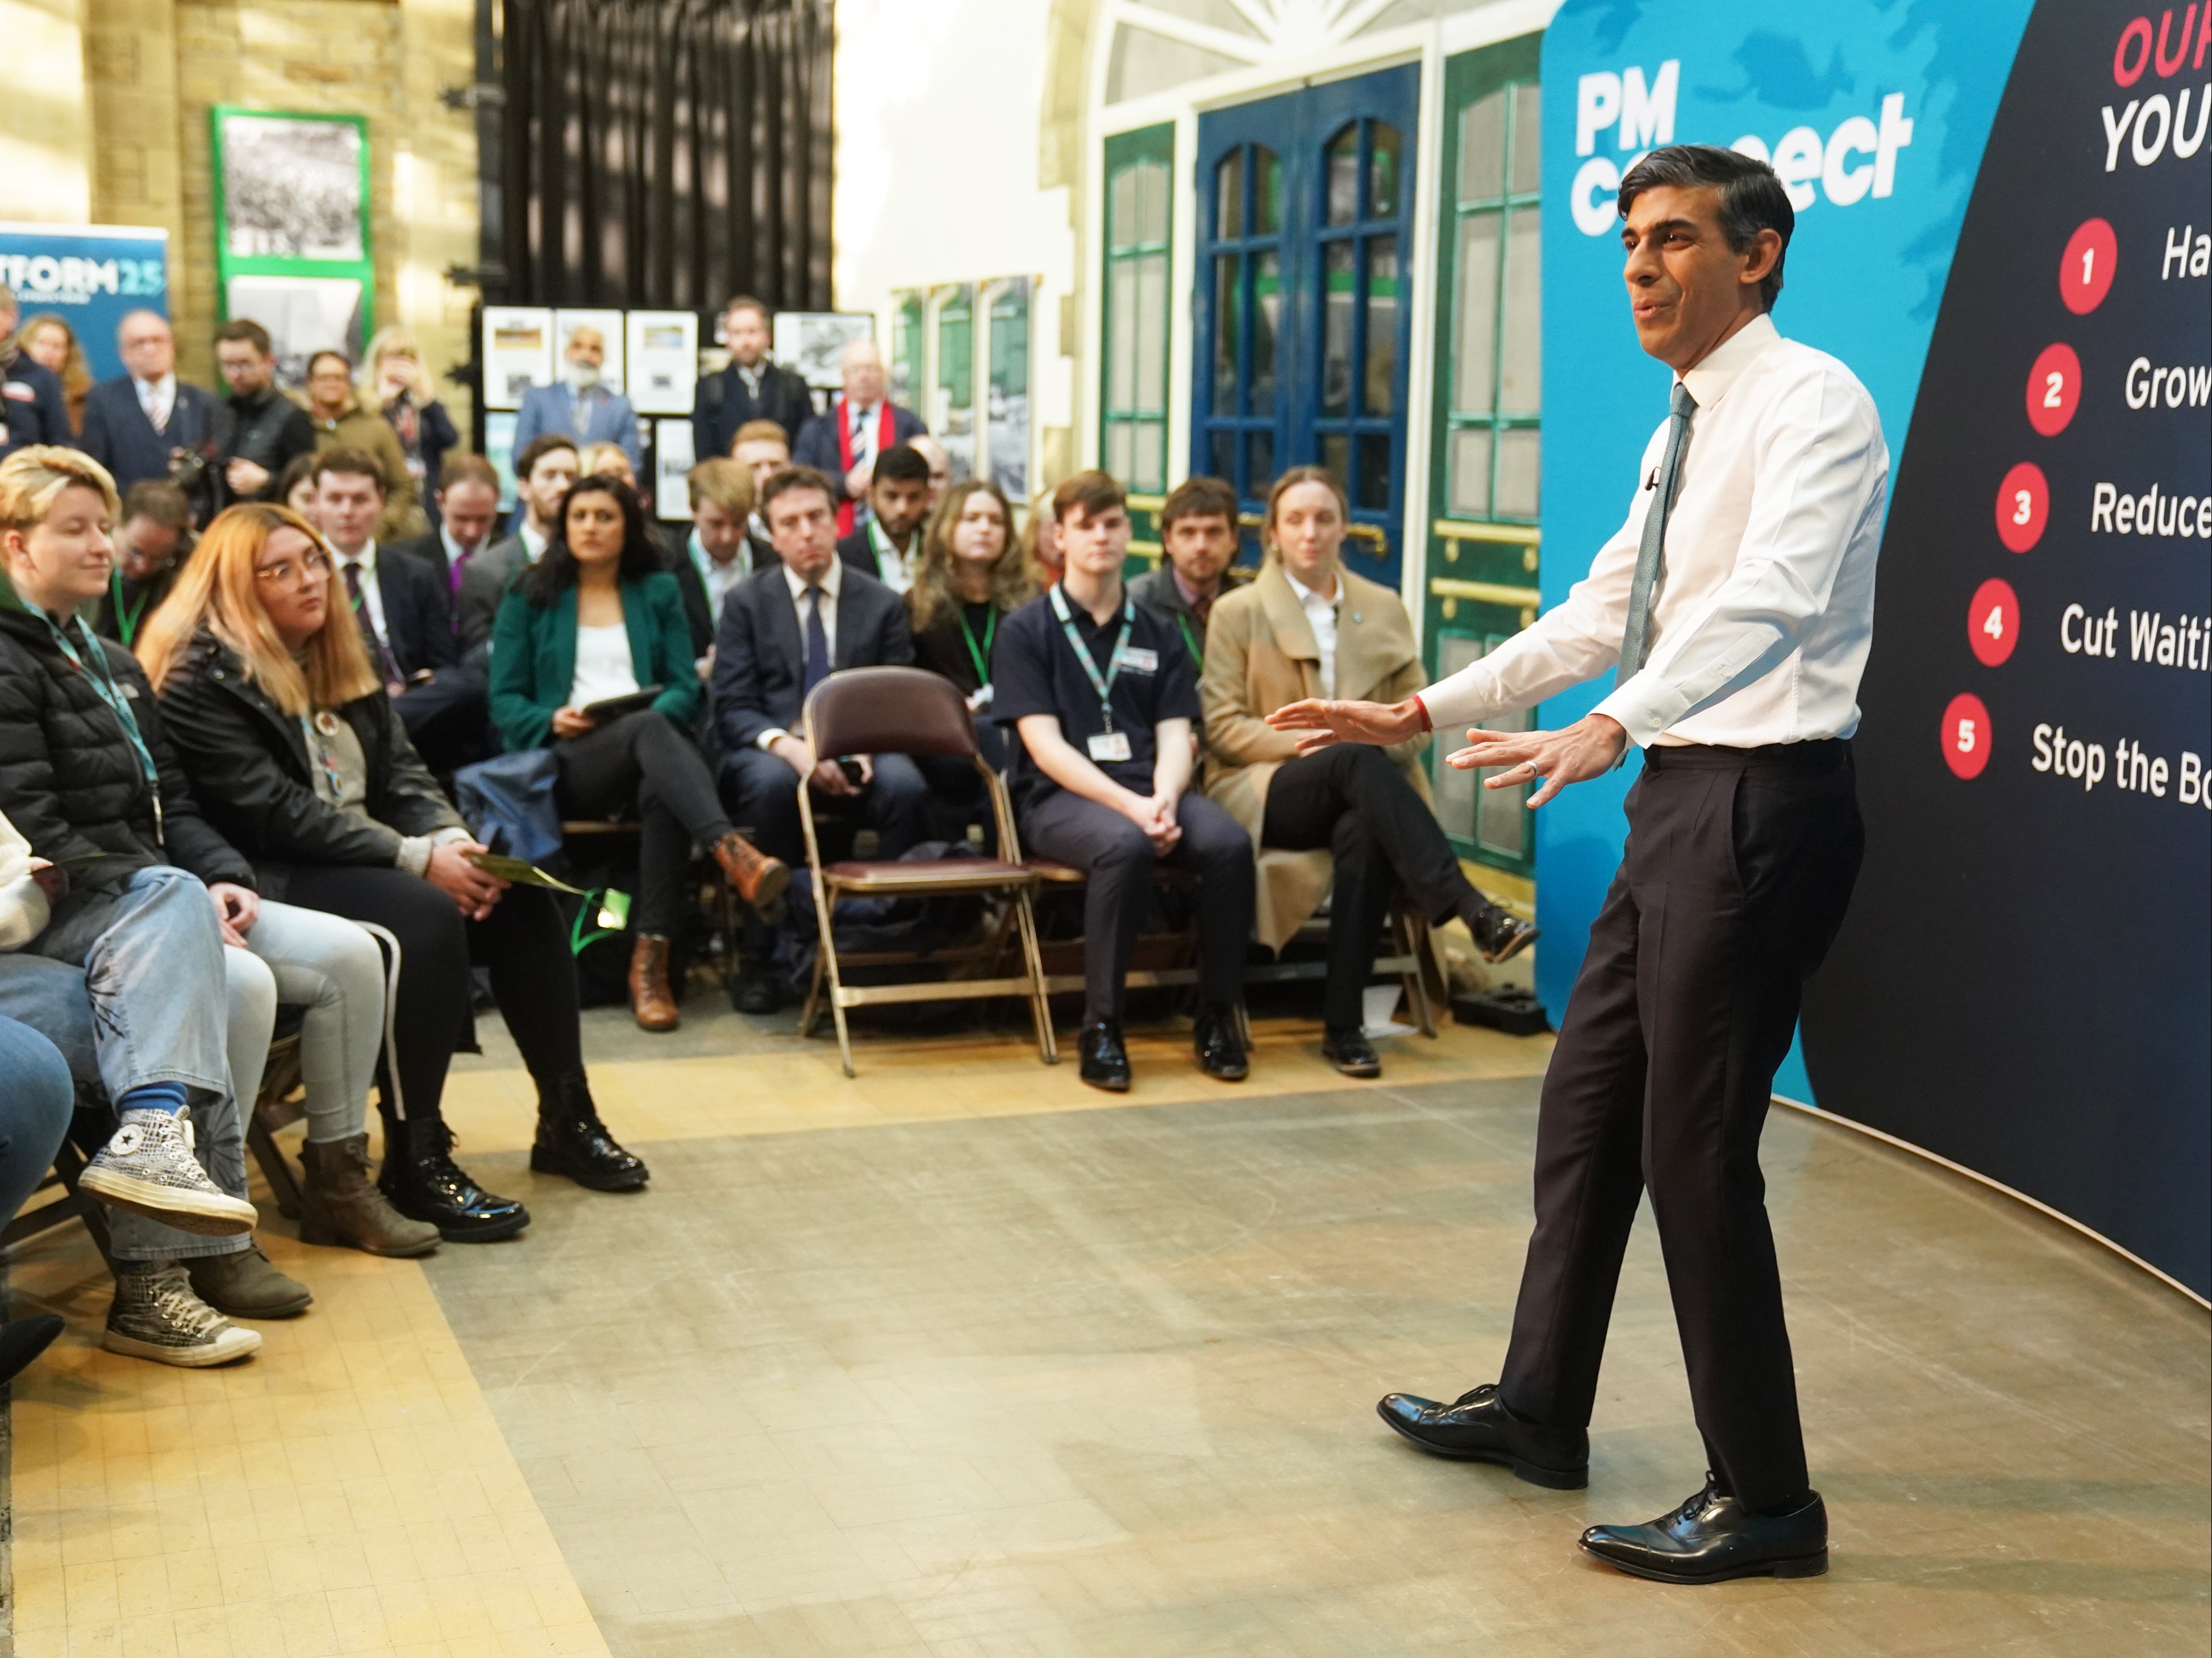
[0,1014,73,1228]
[7,868,256,1263]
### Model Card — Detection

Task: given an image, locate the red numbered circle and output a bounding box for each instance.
[2026,343,2081,436]
[1967,577,2019,666]
[2060,218,2117,314]
[1995,461,2048,552]
[1940,693,1993,779]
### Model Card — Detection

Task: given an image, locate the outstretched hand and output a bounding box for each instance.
[1445,714,1628,809]
[1265,697,1424,756]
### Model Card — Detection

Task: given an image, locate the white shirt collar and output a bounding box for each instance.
[338,539,377,576]
[135,371,176,402]
[782,556,843,602]
[1678,311,1781,414]
[520,522,548,564]
[1282,568,1339,610]
[440,524,478,565]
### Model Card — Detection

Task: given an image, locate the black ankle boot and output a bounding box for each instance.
[377,1117,530,1242]
[531,1074,649,1192]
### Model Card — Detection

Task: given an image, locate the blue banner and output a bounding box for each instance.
[0,223,170,383]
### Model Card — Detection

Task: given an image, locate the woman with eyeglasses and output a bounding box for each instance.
[141,501,655,1240]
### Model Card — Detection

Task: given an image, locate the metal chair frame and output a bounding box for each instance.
[798,679,1057,1077]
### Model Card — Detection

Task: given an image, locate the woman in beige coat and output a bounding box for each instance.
[1202,468,1536,1074]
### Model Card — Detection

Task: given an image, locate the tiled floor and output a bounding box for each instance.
[6,997,2207,1656]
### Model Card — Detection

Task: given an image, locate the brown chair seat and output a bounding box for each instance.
[822,858,1036,892]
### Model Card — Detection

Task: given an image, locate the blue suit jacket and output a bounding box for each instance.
[80,376,219,493]
[510,381,643,470]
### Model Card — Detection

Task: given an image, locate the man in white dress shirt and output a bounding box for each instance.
[1273,144,1884,1585]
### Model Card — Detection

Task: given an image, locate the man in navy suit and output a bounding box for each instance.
[691,296,815,459]
[510,323,641,472]
[790,340,925,538]
[80,311,220,502]
[710,464,928,1012]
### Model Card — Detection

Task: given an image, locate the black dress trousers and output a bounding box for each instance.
[1498,739,1863,1513]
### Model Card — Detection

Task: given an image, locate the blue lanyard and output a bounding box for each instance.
[41,611,163,844]
[1048,584,1135,734]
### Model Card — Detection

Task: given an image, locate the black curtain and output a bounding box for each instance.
[499,0,833,312]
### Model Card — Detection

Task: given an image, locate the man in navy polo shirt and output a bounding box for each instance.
[994,470,1254,1092]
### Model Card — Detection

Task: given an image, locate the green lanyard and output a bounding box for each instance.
[956,605,995,689]
[1175,610,1202,669]
[106,569,152,649]
[1048,583,1135,734]
[42,611,163,845]
[868,519,909,584]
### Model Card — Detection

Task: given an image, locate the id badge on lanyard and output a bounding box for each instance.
[1051,584,1142,765]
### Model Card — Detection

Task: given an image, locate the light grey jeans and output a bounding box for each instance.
[230,899,385,1145]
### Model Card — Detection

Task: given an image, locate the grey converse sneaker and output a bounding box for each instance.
[79,1107,257,1236]
[103,1264,261,1367]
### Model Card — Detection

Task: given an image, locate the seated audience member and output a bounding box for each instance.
[363,327,460,518]
[19,315,90,436]
[1203,468,1535,1078]
[906,477,1034,839]
[838,443,932,593]
[676,458,757,666]
[994,471,1254,1093]
[303,351,421,540]
[582,440,637,491]
[94,480,193,648]
[693,295,814,456]
[384,453,501,634]
[0,288,72,460]
[457,434,579,649]
[730,419,790,566]
[0,448,371,1361]
[512,325,641,472]
[791,340,926,535]
[278,451,321,519]
[711,465,927,1014]
[1022,485,1064,588]
[209,319,315,511]
[143,500,650,1231]
[908,435,952,507]
[80,310,220,501]
[489,474,788,1031]
[1131,476,1248,670]
[310,447,489,777]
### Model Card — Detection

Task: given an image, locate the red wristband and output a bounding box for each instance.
[1413,694,1432,734]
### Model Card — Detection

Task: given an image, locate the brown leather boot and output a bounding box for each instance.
[713,830,790,917]
[629,933,681,1031]
[297,1134,440,1257]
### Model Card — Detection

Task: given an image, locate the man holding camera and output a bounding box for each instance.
[207,320,315,513]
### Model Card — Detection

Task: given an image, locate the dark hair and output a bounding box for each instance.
[1618,144,1793,311]
[121,478,192,530]
[439,453,500,495]
[514,432,581,481]
[212,319,272,356]
[526,474,663,605]
[305,349,352,378]
[1052,469,1125,526]
[1161,475,1240,532]
[723,294,770,325]
[275,451,321,505]
[758,464,837,523]
[310,445,388,495]
[872,444,931,490]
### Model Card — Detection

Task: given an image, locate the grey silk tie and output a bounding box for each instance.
[1616,380,1699,684]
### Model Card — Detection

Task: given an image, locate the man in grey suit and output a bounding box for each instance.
[509,324,641,472]
[455,434,578,650]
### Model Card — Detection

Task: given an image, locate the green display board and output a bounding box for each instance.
[209,107,374,378]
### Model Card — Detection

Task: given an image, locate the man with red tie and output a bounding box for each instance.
[791,339,926,538]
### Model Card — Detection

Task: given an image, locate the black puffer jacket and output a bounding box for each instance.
[0,577,253,898]
[153,632,466,899]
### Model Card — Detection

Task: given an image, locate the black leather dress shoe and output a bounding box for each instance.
[531,1075,649,1192]
[379,1118,530,1242]
[1375,1383,1588,1489]
[1580,1478,1828,1583]
[1322,1025,1383,1078]
[1078,1020,1131,1092]
[1193,1005,1248,1081]
[731,964,785,1015]
[1471,906,1539,964]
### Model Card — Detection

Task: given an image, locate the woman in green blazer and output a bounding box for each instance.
[488,473,786,1030]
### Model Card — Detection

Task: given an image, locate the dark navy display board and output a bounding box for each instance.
[1535,0,2208,1294]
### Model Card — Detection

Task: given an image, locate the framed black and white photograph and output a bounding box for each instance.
[774,312,875,389]
[213,112,367,263]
